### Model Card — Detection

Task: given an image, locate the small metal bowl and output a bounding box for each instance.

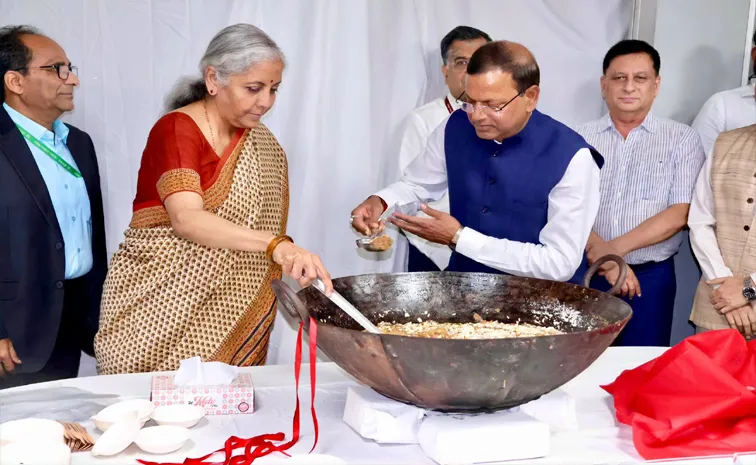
[356,235,393,252]
[354,201,421,252]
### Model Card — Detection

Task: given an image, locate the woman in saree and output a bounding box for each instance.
[94,24,333,374]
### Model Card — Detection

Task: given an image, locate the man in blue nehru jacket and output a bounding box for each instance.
[351,41,603,283]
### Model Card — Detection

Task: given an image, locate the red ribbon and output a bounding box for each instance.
[137,317,320,465]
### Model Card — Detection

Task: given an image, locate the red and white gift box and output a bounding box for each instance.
[150,373,255,415]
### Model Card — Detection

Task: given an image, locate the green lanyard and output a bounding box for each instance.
[15,123,82,178]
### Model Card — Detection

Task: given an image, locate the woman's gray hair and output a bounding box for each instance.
[164,23,285,112]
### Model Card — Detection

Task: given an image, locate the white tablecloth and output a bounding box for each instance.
[1,347,754,465]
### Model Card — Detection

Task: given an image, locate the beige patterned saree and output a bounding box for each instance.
[94,123,289,374]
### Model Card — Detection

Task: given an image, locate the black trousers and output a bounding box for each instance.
[0,277,86,389]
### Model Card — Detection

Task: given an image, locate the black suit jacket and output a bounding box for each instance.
[0,105,107,373]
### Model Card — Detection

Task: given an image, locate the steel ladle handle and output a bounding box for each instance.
[583,254,627,296]
[271,279,311,328]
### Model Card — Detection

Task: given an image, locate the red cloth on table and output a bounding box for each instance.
[602,329,756,460]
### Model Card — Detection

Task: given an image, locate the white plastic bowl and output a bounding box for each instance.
[91,398,155,431]
[150,404,205,428]
[135,425,190,454]
[0,418,65,446]
[0,441,71,465]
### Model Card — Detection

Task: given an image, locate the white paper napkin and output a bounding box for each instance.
[173,357,239,387]
[343,385,579,446]
[520,389,579,432]
[342,386,425,444]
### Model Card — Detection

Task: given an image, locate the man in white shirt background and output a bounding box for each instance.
[576,40,706,347]
[395,26,491,273]
[351,41,602,285]
[691,30,756,154]
[688,124,756,338]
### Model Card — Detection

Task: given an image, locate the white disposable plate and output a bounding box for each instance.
[0,441,71,465]
[150,404,205,428]
[91,398,154,431]
[0,418,65,445]
[91,411,142,457]
[135,425,190,454]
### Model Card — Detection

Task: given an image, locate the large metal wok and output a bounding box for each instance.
[272,255,632,412]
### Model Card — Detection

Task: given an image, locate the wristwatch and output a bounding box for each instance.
[743,277,756,301]
[449,227,464,250]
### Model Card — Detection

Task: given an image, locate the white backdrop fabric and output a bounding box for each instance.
[0,0,632,365]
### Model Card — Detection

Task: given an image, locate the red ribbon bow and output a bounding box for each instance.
[138,317,320,465]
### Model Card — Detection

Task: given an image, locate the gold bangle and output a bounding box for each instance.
[266,235,293,263]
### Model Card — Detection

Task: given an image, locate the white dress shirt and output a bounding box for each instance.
[688,149,756,284]
[576,112,705,265]
[395,92,459,270]
[692,84,756,154]
[375,117,601,282]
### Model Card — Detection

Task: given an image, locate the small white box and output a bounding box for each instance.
[418,410,550,464]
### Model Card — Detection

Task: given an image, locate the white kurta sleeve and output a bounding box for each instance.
[375,118,450,208]
[396,112,431,178]
[691,94,727,155]
[687,150,742,282]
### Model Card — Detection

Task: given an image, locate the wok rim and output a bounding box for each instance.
[298,270,633,341]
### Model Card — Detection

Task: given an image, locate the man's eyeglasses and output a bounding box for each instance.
[457,91,523,115]
[15,63,78,80]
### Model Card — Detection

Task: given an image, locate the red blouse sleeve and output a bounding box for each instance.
[133,113,206,209]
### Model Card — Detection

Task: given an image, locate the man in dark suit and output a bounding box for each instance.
[0,25,106,388]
